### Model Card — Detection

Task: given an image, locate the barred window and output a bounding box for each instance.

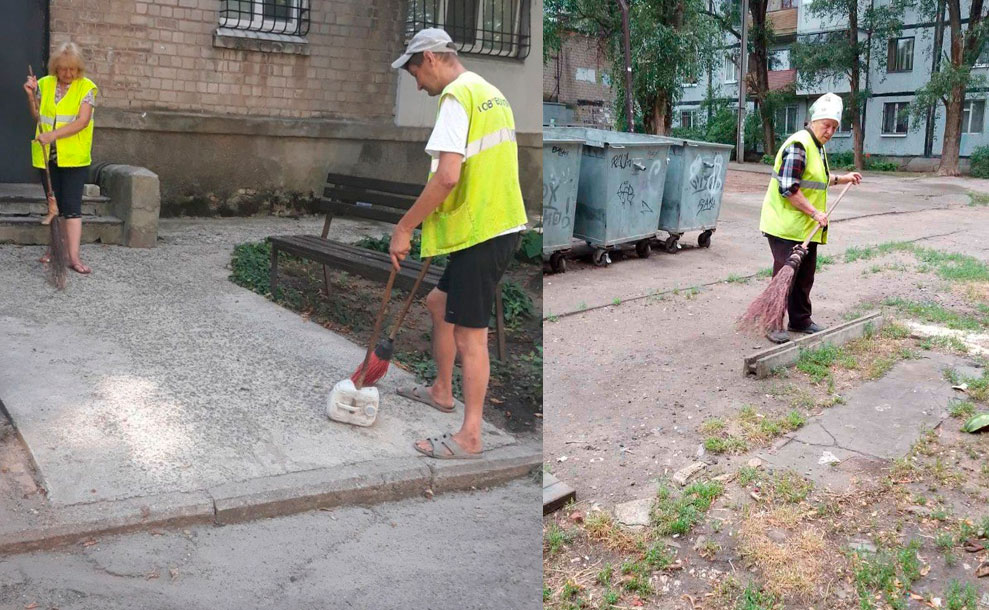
[406,0,531,59]
[220,0,309,36]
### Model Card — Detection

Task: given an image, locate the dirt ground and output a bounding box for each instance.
[543,169,989,609]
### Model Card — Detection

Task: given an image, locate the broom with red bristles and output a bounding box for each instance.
[351,258,432,387]
[738,182,853,334]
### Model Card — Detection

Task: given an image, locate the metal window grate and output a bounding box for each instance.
[406,0,531,59]
[220,0,310,36]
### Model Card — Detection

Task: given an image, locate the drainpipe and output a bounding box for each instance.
[925,0,946,157]
[737,0,748,162]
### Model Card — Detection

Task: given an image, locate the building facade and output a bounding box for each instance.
[0,0,541,215]
[674,0,988,165]
[542,32,615,127]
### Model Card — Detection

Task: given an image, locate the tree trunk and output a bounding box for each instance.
[748,0,775,155]
[938,0,965,176]
[651,91,670,136]
[939,86,965,176]
[847,1,864,170]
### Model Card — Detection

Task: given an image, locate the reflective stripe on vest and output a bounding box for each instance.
[772,172,828,191]
[419,72,528,258]
[759,129,830,245]
[464,126,516,159]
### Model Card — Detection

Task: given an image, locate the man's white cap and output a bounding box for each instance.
[809,92,843,123]
[391,28,458,69]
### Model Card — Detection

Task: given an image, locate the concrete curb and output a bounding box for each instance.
[0,443,542,555]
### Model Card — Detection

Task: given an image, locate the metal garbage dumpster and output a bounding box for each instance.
[563,127,672,265]
[657,138,734,252]
[542,128,584,273]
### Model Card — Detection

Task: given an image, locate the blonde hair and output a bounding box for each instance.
[48,42,86,77]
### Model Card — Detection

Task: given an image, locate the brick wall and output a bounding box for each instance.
[543,32,615,127]
[51,0,402,121]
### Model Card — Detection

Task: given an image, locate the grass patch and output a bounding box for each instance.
[944,581,980,610]
[816,254,836,271]
[795,343,857,384]
[851,540,925,609]
[757,267,773,278]
[651,480,724,536]
[949,399,977,419]
[883,298,987,331]
[969,190,989,206]
[544,524,574,555]
[919,334,970,354]
[725,273,750,284]
[763,470,814,504]
[704,435,748,454]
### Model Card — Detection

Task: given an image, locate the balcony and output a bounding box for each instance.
[767,8,798,37]
[768,68,797,92]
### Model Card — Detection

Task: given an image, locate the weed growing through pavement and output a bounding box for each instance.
[651,480,724,536]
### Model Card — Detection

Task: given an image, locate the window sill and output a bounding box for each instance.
[886,69,913,74]
[213,28,309,55]
[880,133,908,137]
[832,132,852,138]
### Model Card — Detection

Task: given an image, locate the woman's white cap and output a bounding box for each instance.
[810,92,843,123]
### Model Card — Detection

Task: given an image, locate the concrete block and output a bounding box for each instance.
[0,490,213,554]
[210,458,431,525]
[96,164,161,248]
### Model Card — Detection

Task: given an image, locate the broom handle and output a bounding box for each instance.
[356,267,398,389]
[799,182,852,249]
[28,66,55,200]
[387,258,432,342]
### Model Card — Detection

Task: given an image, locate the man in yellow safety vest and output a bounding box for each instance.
[760,92,862,344]
[388,29,529,459]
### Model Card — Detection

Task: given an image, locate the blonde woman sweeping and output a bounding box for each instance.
[23,42,98,275]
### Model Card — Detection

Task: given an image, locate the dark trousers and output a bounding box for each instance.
[767,234,818,330]
[39,165,88,219]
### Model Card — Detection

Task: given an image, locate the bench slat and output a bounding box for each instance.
[324,173,423,198]
[317,199,406,225]
[322,185,416,211]
[270,235,442,295]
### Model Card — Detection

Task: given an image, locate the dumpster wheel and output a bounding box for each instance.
[698,230,714,248]
[663,234,680,253]
[550,252,567,273]
[635,239,652,259]
[592,248,611,266]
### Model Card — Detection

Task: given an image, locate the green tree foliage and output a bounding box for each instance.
[791,0,910,169]
[909,0,989,175]
[544,0,722,134]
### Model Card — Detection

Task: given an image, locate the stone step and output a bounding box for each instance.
[0,199,112,217]
[0,216,124,245]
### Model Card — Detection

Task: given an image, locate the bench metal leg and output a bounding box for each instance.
[320,213,333,297]
[495,283,506,361]
[270,243,279,296]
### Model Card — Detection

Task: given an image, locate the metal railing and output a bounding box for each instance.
[219,0,310,36]
[406,0,530,59]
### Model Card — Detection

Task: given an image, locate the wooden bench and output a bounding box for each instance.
[269,172,507,359]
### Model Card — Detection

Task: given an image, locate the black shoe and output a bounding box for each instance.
[766,329,791,344]
[788,322,826,334]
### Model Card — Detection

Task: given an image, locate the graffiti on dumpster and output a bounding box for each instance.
[617,181,635,207]
[688,154,724,214]
[552,146,570,157]
[543,165,575,228]
[648,159,665,189]
[611,151,632,169]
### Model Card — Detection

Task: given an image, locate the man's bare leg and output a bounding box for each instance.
[425,287,456,408]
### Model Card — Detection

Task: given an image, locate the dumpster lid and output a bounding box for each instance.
[680,138,735,151]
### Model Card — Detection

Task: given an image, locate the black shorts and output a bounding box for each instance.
[436,232,520,328]
[39,165,88,219]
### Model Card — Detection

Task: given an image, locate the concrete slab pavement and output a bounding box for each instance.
[0,216,539,550]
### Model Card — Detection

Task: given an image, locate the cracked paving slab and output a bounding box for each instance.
[0,217,516,508]
[759,352,971,491]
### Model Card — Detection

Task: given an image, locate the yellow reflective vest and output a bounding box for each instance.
[759,129,830,244]
[420,72,529,257]
[32,76,97,169]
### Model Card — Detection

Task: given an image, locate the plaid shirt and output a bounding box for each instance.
[777,129,829,198]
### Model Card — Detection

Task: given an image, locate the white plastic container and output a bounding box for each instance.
[326,378,379,427]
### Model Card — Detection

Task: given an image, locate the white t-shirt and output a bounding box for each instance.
[425,92,526,237]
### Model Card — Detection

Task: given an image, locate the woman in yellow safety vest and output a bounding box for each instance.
[23,42,98,275]
[759,92,862,344]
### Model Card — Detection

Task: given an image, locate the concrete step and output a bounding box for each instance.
[0,199,112,217]
[0,215,124,245]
